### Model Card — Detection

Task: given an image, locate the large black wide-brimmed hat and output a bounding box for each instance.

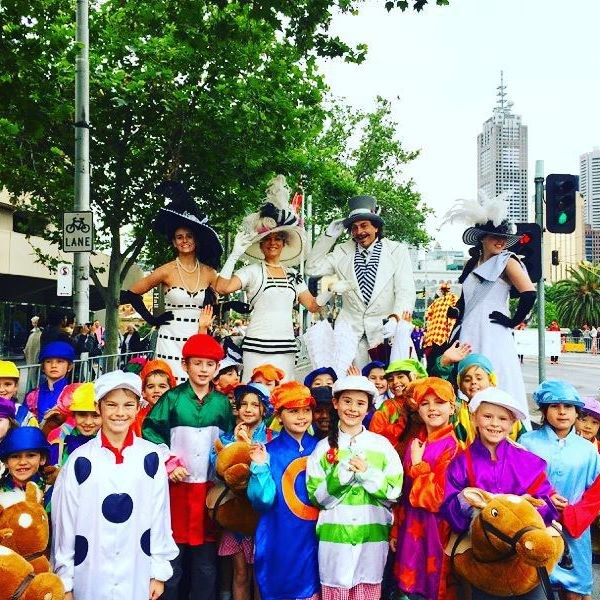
[342,195,384,229]
[462,219,521,248]
[153,181,223,269]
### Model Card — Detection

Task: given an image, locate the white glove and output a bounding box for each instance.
[220,230,255,279]
[231,230,255,256]
[330,280,354,294]
[326,219,346,238]
[315,289,334,307]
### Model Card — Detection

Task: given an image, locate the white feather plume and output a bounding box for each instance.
[265,174,291,209]
[442,190,512,228]
[302,320,334,369]
[332,318,359,378]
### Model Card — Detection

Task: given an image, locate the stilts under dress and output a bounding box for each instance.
[236,263,307,382]
[457,252,530,426]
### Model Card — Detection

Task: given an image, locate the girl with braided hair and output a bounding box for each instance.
[306,375,403,600]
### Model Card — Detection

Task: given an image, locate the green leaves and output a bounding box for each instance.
[554,263,600,329]
[384,0,448,12]
[295,97,430,246]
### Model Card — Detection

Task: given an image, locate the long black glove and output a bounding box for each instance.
[447,294,464,322]
[489,290,536,328]
[120,290,173,327]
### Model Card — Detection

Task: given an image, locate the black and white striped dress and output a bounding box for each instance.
[235,262,307,382]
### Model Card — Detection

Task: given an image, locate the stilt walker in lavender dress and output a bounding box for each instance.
[442,193,537,428]
[122,181,223,383]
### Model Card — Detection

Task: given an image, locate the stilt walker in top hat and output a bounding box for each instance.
[305,195,416,368]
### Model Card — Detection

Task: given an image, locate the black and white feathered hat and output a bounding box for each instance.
[242,175,306,267]
[443,191,521,248]
[152,181,223,269]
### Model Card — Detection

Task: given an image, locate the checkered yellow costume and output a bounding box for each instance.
[423,291,458,349]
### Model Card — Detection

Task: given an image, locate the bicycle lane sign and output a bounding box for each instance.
[62,211,94,252]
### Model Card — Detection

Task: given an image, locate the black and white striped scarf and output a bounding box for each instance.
[354,240,382,304]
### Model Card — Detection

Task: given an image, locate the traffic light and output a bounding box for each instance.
[545,174,578,234]
[514,223,542,283]
[551,250,559,266]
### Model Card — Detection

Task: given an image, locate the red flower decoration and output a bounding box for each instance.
[326,448,338,465]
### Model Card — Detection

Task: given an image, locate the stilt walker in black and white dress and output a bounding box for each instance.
[216,175,332,382]
[122,182,222,383]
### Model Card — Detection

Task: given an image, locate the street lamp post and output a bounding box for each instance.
[73,0,90,325]
[534,160,546,383]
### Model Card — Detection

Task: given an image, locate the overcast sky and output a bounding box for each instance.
[319,0,600,250]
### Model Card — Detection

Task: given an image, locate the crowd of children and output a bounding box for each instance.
[2,329,600,600]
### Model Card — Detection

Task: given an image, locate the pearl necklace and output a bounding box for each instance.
[176,258,201,293]
[176,257,199,273]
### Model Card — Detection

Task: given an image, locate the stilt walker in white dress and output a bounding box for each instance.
[443,193,537,427]
[215,175,332,382]
[122,181,223,383]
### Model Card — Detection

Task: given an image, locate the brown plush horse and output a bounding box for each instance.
[0,482,50,574]
[447,488,564,597]
[206,438,259,537]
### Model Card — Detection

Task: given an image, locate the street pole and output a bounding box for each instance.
[534,160,546,383]
[73,0,90,326]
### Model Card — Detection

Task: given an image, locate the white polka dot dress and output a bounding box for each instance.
[51,435,178,599]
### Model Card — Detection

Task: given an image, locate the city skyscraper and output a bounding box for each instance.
[580,147,600,229]
[477,73,529,222]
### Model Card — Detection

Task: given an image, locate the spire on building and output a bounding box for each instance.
[477,71,528,222]
[494,71,514,120]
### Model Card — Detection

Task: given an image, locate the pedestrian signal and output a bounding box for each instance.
[545,174,578,234]
[514,223,542,283]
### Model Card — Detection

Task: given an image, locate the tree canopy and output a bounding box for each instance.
[0,0,447,352]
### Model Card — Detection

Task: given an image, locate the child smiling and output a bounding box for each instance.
[391,377,459,600]
[307,375,403,600]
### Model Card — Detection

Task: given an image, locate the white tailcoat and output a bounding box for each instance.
[305,235,416,348]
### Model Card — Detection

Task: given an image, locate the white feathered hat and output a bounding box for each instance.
[242,175,306,266]
[443,191,521,248]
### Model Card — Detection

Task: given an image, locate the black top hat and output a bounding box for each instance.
[152,181,223,269]
[342,195,384,229]
[462,219,521,248]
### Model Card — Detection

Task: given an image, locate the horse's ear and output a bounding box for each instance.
[25,481,39,503]
[463,487,494,509]
[523,494,545,508]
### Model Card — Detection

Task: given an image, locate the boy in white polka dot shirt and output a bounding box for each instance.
[51,371,178,600]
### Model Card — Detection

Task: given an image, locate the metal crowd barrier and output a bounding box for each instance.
[561,335,598,354]
[17,350,154,398]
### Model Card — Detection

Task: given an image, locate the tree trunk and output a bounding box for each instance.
[103,226,124,372]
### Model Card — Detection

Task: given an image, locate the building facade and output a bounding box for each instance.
[580,147,600,229]
[585,224,600,263]
[0,192,143,357]
[477,74,529,222]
